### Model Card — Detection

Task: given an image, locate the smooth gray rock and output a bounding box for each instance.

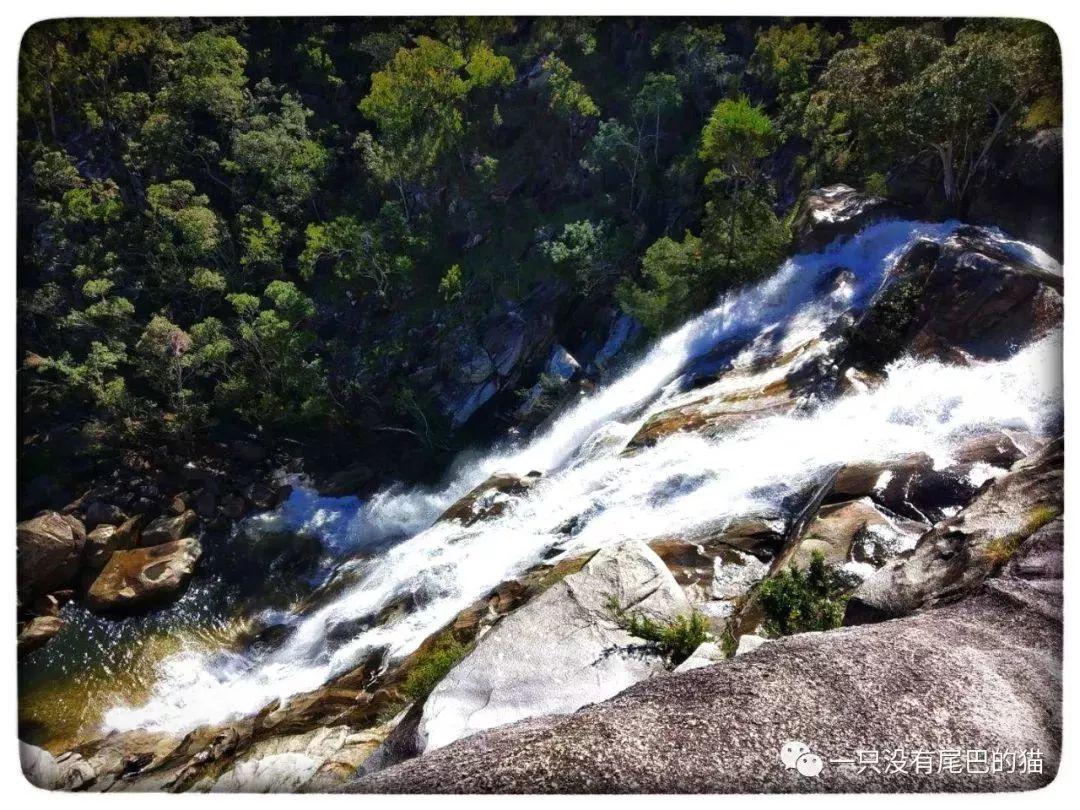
[211,753,323,793]
[351,525,1062,792]
[734,634,770,656]
[672,641,723,673]
[20,742,60,790]
[414,540,690,753]
[589,313,641,374]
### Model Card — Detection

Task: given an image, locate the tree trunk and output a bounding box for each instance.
[727,176,740,271]
[939,143,958,210]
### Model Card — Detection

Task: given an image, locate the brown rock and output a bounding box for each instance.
[438,472,542,526]
[952,430,1028,468]
[85,524,121,569]
[830,453,933,500]
[775,498,887,571]
[625,385,794,450]
[141,510,198,547]
[17,511,86,599]
[18,615,65,659]
[168,496,187,516]
[86,538,202,614]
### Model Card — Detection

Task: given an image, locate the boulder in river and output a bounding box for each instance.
[84,520,138,569]
[16,511,86,599]
[17,615,65,659]
[771,497,922,576]
[437,471,542,526]
[140,509,198,546]
[398,540,690,758]
[846,227,1063,369]
[85,537,202,614]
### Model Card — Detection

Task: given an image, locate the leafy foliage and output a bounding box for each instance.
[607,593,712,666]
[15,17,1061,503]
[611,604,712,667]
[757,552,849,637]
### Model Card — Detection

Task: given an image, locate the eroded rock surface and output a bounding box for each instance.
[86,537,203,614]
[17,511,86,599]
[351,523,1062,793]
[845,438,1062,623]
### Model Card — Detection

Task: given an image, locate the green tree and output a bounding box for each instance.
[750,23,839,136]
[757,552,848,637]
[587,120,645,213]
[617,232,703,335]
[808,22,1051,210]
[225,86,328,215]
[358,37,513,218]
[541,55,599,153]
[633,72,682,161]
[541,219,618,295]
[699,97,787,280]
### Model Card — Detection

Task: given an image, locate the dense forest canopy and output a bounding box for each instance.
[16,17,1061,506]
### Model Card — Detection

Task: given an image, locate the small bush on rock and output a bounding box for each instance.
[608,598,711,666]
[757,551,847,637]
[984,503,1060,567]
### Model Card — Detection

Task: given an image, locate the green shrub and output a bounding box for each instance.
[401,634,468,701]
[757,551,847,637]
[608,598,711,666]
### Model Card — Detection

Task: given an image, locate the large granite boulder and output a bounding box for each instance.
[847,227,1062,369]
[845,438,1062,624]
[401,541,690,757]
[16,511,86,599]
[85,537,202,614]
[791,185,905,250]
[20,742,61,789]
[771,497,922,576]
[205,724,393,793]
[351,522,1062,793]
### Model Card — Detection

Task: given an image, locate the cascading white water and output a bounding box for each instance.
[102,220,1063,734]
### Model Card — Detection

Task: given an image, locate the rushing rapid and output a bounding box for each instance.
[102,220,1063,734]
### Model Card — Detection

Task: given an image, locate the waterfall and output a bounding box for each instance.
[102,220,1063,734]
